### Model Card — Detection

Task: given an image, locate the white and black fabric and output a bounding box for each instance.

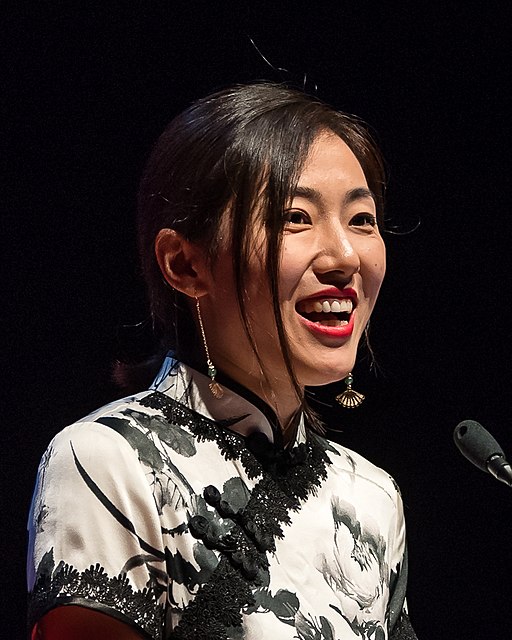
[27,356,417,639]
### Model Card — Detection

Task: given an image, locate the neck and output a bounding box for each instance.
[214,356,303,436]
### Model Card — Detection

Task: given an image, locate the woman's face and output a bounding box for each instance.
[201,132,386,408]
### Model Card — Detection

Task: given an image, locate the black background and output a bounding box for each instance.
[3,2,512,638]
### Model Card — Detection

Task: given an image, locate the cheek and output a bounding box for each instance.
[361,241,386,297]
[278,244,309,300]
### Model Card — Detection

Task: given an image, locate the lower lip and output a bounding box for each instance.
[297,309,356,338]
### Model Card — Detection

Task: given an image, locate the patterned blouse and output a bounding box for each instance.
[27,356,417,639]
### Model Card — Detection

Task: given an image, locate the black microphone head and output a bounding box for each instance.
[453,419,504,473]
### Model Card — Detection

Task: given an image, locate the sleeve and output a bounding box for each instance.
[27,421,167,640]
[387,486,419,640]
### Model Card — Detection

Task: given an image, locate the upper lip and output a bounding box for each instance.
[296,287,358,305]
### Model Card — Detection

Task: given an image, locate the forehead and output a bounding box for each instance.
[298,132,368,189]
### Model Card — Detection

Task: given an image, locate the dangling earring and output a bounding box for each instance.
[195,297,224,399]
[336,373,364,409]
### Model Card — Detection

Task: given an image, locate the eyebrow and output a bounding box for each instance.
[291,185,376,208]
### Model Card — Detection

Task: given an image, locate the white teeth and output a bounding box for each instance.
[340,299,353,313]
[301,298,354,314]
[320,319,349,327]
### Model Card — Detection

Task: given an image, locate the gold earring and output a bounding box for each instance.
[336,373,364,409]
[195,297,224,399]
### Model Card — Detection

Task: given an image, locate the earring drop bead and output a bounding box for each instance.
[336,373,364,409]
[196,297,224,399]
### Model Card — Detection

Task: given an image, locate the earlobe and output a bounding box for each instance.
[155,229,209,297]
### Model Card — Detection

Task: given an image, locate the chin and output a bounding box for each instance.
[297,359,355,388]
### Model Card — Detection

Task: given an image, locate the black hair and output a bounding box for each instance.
[119,82,386,430]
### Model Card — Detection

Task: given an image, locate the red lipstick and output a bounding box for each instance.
[302,287,357,302]
[295,287,358,339]
[298,308,356,338]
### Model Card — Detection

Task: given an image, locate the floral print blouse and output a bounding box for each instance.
[27,356,417,639]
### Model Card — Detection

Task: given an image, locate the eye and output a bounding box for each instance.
[283,209,312,226]
[349,212,378,228]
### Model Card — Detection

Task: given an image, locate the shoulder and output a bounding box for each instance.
[32,390,170,511]
[35,389,201,507]
[314,433,401,504]
[43,391,155,466]
[49,388,177,455]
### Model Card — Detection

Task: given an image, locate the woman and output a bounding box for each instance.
[27,82,417,639]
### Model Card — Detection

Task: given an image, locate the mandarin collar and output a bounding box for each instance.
[149,355,305,449]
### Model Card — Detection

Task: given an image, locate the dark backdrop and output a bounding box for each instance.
[3,2,512,638]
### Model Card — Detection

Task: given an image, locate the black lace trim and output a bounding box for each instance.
[28,551,165,639]
[140,391,265,479]
[140,391,332,640]
[170,558,254,640]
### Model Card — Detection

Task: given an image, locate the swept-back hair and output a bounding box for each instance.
[136,82,386,428]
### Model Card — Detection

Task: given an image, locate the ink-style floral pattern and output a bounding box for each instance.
[27,356,417,639]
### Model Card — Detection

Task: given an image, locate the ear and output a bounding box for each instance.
[155,229,210,297]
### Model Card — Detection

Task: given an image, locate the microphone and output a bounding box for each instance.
[454,420,512,488]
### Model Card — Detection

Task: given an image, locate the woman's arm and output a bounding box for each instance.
[33,606,146,640]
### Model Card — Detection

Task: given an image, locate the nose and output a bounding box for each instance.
[313,227,360,280]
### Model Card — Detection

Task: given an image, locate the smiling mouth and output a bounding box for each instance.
[295,298,354,327]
